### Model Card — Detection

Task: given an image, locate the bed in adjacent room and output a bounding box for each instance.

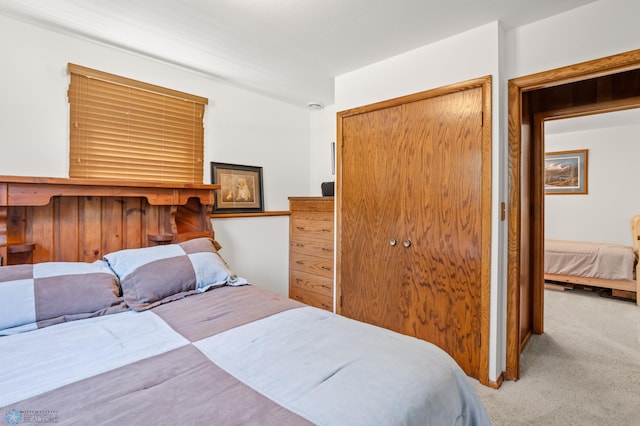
[0,176,490,426]
[544,217,640,303]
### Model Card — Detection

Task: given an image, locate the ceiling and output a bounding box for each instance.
[545,108,640,135]
[0,0,599,108]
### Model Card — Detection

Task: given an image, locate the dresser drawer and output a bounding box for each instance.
[289,199,334,213]
[289,279,333,311]
[290,288,333,311]
[290,210,333,222]
[290,234,333,258]
[289,269,333,297]
[290,218,334,241]
[290,252,333,278]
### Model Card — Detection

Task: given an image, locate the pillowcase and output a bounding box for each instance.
[104,237,248,311]
[0,260,127,336]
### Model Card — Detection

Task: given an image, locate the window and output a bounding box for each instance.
[67,63,208,183]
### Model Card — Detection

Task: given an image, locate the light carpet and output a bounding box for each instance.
[473,288,640,425]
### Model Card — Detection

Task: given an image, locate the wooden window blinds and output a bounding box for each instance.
[67,63,208,183]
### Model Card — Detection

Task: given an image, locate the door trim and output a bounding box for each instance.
[336,76,493,385]
[506,48,640,380]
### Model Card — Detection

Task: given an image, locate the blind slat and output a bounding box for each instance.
[68,64,206,183]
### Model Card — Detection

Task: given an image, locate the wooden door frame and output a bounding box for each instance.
[336,76,493,386]
[506,49,640,380]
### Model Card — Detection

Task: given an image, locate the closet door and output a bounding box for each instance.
[338,85,485,379]
[340,104,408,329]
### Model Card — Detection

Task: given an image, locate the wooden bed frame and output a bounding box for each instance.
[543,272,636,299]
[0,176,220,266]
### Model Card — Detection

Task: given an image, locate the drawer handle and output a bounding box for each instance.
[296,226,305,231]
[322,247,332,252]
[321,266,332,271]
[321,228,331,233]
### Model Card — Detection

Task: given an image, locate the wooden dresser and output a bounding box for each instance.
[288,196,334,311]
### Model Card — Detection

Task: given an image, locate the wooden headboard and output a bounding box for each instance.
[0,176,220,266]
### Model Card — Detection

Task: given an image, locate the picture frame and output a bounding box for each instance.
[544,149,588,195]
[210,162,264,213]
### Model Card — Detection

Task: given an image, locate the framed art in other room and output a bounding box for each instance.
[544,149,588,195]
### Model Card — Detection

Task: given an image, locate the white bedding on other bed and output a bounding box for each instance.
[544,239,636,281]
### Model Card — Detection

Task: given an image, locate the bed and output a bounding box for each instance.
[544,220,639,303]
[0,177,490,425]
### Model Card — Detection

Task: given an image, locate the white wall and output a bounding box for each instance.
[309,105,339,196]
[504,0,640,79]
[0,14,312,296]
[335,22,500,111]
[545,121,640,247]
[212,216,290,296]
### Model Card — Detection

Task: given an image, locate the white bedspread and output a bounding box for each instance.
[195,306,490,426]
[0,287,491,425]
[0,310,189,407]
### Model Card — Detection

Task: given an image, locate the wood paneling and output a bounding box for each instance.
[0,176,219,265]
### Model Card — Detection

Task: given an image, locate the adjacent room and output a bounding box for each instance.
[1,0,639,424]
[543,109,640,301]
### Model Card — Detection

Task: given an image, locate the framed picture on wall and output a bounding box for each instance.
[544,149,588,194]
[211,162,264,213]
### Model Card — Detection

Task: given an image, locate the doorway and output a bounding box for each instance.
[506,48,640,380]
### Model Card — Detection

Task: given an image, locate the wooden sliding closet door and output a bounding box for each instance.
[338,82,487,379]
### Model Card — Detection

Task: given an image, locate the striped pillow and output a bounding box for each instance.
[0,260,126,335]
[104,238,247,311]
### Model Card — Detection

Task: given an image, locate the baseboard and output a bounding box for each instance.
[488,372,504,389]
